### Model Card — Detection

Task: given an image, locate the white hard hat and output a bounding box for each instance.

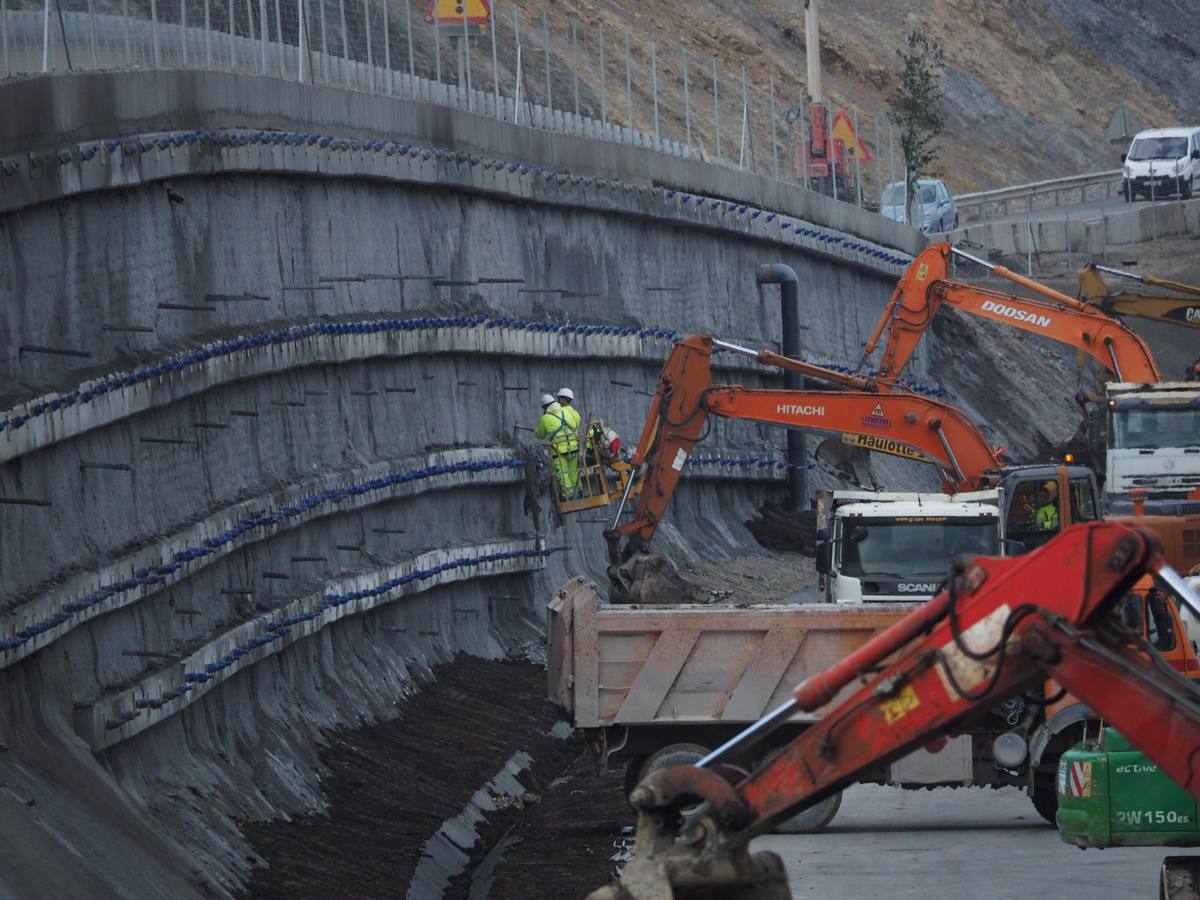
[557,387,574,401]
[540,393,556,407]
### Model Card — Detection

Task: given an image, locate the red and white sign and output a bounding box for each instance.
[1069,760,1092,797]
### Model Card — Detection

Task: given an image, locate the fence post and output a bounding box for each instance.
[318,0,327,79]
[434,9,440,82]
[570,19,578,116]
[381,0,389,93]
[362,0,372,88]
[297,0,304,80]
[461,1,471,106]
[405,0,413,78]
[274,0,284,75]
[1026,208,1033,275]
[769,77,779,179]
[205,0,212,68]
[682,47,690,149]
[711,56,719,160]
[1150,162,1157,240]
[651,39,658,141]
[799,96,810,190]
[887,122,896,192]
[87,0,96,68]
[182,0,188,66]
[1100,194,1108,265]
[625,30,633,129]
[598,22,605,125]
[872,116,882,206]
[258,0,268,73]
[1065,207,1072,272]
[126,0,134,66]
[491,1,500,111]
[739,64,749,170]
[152,0,161,67]
[1,0,8,77]
[852,108,863,206]
[827,105,837,201]
[229,0,236,70]
[542,11,550,110]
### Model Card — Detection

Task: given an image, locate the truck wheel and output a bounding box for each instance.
[1031,779,1059,825]
[623,756,649,808]
[1123,182,1133,202]
[1160,856,1200,900]
[773,791,843,834]
[1185,177,1195,201]
[634,743,711,814]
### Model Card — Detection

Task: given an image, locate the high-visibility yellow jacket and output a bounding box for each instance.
[1035,502,1059,531]
[535,402,579,454]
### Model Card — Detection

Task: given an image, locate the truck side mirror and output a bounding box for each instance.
[1120,153,1127,163]
[816,526,830,542]
[815,542,832,575]
[1003,538,1027,556]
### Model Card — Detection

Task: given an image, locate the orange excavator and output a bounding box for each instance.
[588,520,1200,900]
[863,242,1162,388]
[603,332,1102,599]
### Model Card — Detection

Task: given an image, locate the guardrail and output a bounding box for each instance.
[954,169,1123,223]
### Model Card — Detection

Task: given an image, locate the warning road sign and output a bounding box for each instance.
[425,0,491,31]
[830,110,872,162]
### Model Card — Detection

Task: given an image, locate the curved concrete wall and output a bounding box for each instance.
[0,69,941,899]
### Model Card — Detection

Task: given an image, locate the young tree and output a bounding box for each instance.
[888,31,946,225]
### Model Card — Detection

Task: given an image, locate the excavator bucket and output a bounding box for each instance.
[607,552,702,605]
[585,765,793,900]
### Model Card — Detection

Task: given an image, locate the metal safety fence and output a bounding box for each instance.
[0,0,906,214]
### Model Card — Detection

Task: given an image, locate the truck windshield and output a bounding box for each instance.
[1110,406,1200,450]
[838,518,999,578]
[1128,137,1188,161]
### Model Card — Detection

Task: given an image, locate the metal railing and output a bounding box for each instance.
[954,169,1123,223]
[0,0,906,215]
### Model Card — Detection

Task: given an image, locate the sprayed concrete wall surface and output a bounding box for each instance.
[0,69,955,898]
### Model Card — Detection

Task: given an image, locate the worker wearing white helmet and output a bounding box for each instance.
[556,387,582,433]
[535,390,581,500]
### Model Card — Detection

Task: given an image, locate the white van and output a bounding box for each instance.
[1121,127,1200,201]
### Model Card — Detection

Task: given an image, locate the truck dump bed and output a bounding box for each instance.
[548,577,914,729]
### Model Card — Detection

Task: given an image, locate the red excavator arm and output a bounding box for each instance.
[864,242,1162,388]
[604,333,1007,571]
[588,521,1200,900]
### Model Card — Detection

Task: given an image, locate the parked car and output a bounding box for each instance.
[1121,127,1200,201]
[880,179,958,233]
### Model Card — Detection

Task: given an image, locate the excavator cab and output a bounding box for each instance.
[998,465,1101,554]
[556,418,640,515]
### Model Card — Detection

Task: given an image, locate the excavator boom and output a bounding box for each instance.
[1079,263,1200,330]
[865,243,1162,387]
[588,521,1200,900]
[608,334,1006,569]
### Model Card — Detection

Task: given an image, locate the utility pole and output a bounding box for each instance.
[804,0,821,104]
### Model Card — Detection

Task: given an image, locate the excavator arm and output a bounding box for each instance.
[605,334,1006,573]
[865,243,1162,388]
[588,521,1200,900]
[1078,263,1200,330]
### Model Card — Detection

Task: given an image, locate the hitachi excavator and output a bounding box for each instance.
[603,332,1101,601]
[1077,262,1200,332]
[587,521,1200,900]
[862,242,1200,514]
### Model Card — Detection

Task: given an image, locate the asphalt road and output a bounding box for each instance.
[753,784,1166,899]
[968,194,1183,228]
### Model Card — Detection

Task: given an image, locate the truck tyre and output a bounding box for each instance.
[1185,176,1195,201]
[1030,723,1085,825]
[1123,182,1133,202]
[623,755,649,809]
[634,743,711,814]
[773,791,843,834]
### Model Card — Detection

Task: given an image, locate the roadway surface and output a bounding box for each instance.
[973,194,1182,227]
[754,784,1164,899]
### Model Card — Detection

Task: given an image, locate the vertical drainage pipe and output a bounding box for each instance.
[757,263,808,512]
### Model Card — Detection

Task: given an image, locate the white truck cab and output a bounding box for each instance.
[1105,381,1200,511]
[815,490,1002,604]
[1122,127,1200,201]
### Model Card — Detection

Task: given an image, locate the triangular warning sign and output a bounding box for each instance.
[831,110,872,162]
[871,403,884,417]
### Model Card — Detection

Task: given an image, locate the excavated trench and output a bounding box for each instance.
[241,655,626,900]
